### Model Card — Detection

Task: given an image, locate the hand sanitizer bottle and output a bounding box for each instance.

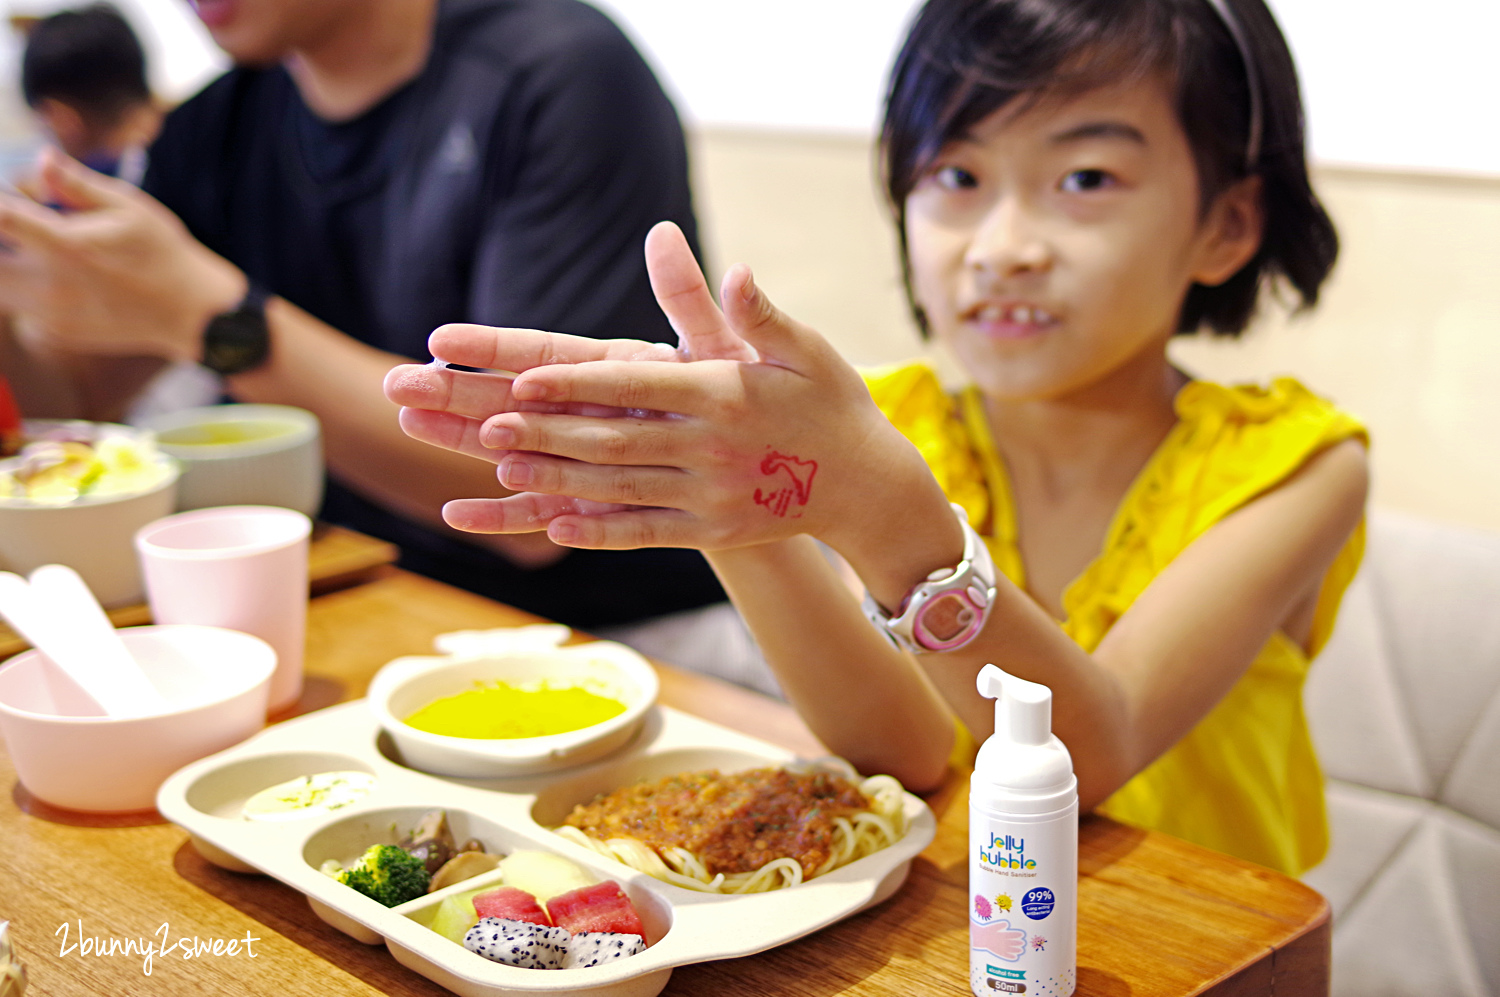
[969,665,1077,997]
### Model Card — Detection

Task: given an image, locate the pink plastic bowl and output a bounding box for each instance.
[0,625,275,812]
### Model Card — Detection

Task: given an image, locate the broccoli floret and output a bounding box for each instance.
[337,844,430,907]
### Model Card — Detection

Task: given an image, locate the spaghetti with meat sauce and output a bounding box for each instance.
[554,766,908,894]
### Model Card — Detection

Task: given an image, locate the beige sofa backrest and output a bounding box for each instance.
[1304,511,1500,997]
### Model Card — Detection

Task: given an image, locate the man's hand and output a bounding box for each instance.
[0,148,245,361]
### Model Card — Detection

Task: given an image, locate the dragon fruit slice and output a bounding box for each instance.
[562,931,646,969]
[463,917,571,970]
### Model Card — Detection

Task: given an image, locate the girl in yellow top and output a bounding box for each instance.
[386,0,1367,876]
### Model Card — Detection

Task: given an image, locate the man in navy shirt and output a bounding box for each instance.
[0,0,726,630]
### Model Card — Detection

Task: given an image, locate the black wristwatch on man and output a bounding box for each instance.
[201,283,271,376]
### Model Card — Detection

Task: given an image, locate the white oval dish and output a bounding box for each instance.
[368,641,660,778]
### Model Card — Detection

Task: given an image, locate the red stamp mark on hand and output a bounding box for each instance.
[753,451,817,518]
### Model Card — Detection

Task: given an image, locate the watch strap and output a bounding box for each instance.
[237,282,271,314]
[201,282,271,376]
[862,503,997,654]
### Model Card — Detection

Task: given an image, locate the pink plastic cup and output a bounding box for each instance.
[135,506,311,713]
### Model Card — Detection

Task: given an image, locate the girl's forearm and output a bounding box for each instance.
[915,582,1135,810]
[817,430,969,613]
[718,524,1131,806]
[786,443,1134,809]
[815,475,1134,808]
[706,539,955,792]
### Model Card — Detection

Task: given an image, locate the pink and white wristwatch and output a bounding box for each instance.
[862,503,997,654]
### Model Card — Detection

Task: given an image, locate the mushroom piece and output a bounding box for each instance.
[427,851,503,893]
[458,838,487,855]
[398,810,456,875]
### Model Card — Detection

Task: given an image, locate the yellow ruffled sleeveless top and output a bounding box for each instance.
[863,361,1367,875]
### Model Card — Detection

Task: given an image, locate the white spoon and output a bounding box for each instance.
[0,568,167,718]
[0,570,107,715]
[29,564,169,715]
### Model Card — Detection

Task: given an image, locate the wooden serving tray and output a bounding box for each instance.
[0,523,397,660]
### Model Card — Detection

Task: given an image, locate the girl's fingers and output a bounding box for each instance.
[387,362,636,422]
[478,409,691,466]
[510,358,726,412]
[443,496,532,533]
[385,363,520,419]
[545,507,703,550]
[442,494,635,533]
[428,323,679,373]
[495,451,687,507]
[720,264,817,369]
[645,221,756,362]
[444,494,703,550]
[397,407,512,465]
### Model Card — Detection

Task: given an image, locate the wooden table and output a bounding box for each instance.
[0,566,1329,997]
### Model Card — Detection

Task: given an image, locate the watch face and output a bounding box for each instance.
[203,307,269,375]
[915,589,983,651]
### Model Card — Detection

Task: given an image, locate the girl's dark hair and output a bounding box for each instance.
[881,0,1338,337]
[21,3,149,129]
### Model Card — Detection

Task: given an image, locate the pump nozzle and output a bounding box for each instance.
[976,663,1006,701]
[976,664,1053,747]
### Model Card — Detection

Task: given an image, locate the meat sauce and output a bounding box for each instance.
[563,768,870,876]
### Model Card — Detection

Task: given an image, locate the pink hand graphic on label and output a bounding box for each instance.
[753,451,817,518]
[970,918,1027,962]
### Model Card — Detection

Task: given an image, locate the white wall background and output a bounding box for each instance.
[0,0,1495,175]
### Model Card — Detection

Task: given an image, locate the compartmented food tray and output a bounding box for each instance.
[156,699,937,997]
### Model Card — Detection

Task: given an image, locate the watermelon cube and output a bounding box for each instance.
[472,886,551,926]
[546,881,646,938]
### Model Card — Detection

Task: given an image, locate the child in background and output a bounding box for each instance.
[2,5,209,424]
[386,0,1368,876]
[19,3,161,184]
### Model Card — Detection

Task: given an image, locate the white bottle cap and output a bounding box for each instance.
[972,665,1077,814]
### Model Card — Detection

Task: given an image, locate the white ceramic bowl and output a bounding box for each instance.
[0,624,275,812]
[368,641,660,778]
[0,420,179,607]
[137,404,323,517]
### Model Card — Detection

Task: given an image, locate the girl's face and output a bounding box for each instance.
[904,73,1260,403]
